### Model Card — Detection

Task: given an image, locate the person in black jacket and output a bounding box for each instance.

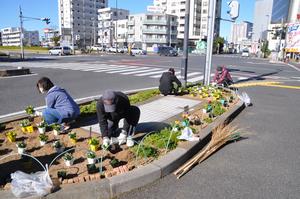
[96,90,140,148]
[159,68,182,96]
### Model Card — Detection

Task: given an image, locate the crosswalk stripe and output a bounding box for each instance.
[80,65,135,71]
[120,68,162,75]
[134,70,166,76]
[187,75,204,82]
[107,67,149,74]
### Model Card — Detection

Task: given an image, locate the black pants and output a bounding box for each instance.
[105,106,140,138]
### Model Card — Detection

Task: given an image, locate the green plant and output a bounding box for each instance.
[204,117,213,124]
[110,158,120,168]
[6,131,17,141]
[51,123,61,131]
[20,119,31,127]
[143,128,180,150]
[53,140,62,148]
[211,101,225,117]
[68,132,77,140]
[63,153,73,161]
[0,123,6,131]
[25,105,35,115]
[88,137,99,146]
[57,170,67,179]
[80,101,97,116]
[86,151,96,159]
[128,89,160,104]
[37,120,47,128]
[17,141,26,148]
[39,134,48,142]
[131,145,158,158]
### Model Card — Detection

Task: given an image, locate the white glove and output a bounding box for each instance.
[35,111,43,117]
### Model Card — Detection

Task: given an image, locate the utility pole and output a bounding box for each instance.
[19,6,24,59]
[115,0,118,52]
[180,0,190,87]
[278,18,284,60]
[204,0,217,85]
[169,16,172,47]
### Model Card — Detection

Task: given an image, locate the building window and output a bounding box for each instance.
[203,9,207,14]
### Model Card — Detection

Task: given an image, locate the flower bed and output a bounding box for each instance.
[0,86,239,190]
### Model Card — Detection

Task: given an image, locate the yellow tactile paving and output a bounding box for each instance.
[230,81,300,90]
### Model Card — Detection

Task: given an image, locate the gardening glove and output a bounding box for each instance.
[35,111,43,117]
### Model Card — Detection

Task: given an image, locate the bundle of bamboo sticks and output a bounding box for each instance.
[174,125,241,179]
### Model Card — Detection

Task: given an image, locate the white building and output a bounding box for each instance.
[252,0,273,42]
[152,0,222,45]
[288,0,300,23]
[113,19,129,46]
[58,0,108,47]
[41,28,60,47]
[1,27,39,46]
[266,23,286,52]
[127,13,178,52]
[98,7,129,47]
[229,21,253,45]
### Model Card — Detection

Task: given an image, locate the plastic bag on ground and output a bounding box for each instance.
[177,127,199,141]
[238,92,251,107]
[11,171,53,198]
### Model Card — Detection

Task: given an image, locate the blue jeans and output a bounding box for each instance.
[42,108,63,124]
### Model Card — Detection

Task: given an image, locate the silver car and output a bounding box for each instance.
[49,46,72,56]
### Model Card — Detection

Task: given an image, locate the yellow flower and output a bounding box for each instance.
[175,120,180,125]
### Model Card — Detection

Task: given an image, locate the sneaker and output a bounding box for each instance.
[126,136,134,147]
[102,137,110,148]
[110,137,119,145]
[118,131,127,145]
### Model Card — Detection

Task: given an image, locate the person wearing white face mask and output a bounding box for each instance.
[36,77,80,130]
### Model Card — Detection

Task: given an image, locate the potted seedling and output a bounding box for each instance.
[51,123,61,136]
[37,120,47,134]
[25,105,35,117]
[68,132,77,144]
[39,134,48,146]
[53,140,65,153]
[86,150,96,164]
[63,153,74,167]
[172,120,181,132]
[229,96,234,103]
[88,137,99,152]
[16,141,26,154]
[203,103,212,114]
[20,119,33,133]
[6,131,17,142]
[86,163,98,174]
[110,158,120,168]
[0,123,6,131]
[57,170,67,180]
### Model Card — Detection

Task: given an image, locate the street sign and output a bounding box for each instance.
[227,0,239,20]
[75,35,80,40]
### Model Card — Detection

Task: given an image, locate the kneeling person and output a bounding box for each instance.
[96,90,140,148]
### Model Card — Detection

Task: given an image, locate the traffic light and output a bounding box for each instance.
[41,18,50,25]
[227,0,239,20]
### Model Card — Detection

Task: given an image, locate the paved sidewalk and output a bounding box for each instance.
[82,96,201,134]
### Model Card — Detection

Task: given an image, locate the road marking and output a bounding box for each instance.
[106,66,149,73]
[287,63,300,72]
[120,68,162,75]
[230,81,281,88]
[264,84,300,90]
[187,75,204,82]
[135,70,166,76]
[0,73,38,79]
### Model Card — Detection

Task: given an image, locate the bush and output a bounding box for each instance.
[143,128,180,150]
[131,145,158,158]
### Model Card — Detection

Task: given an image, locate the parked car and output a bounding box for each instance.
[131,48,147,55]
[158,46,178,56]
[120,47,128,53]
[108,47,117,53]
[49,46,72,55]
[241,49,250,57]
[91,45,104,51]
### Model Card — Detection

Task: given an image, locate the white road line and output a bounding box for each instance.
[0,73,38,79]
[187,75,204,82]
[120,68,162,75]
[80,65,132,71]
[94,66,139,73]
[134,70,166,76]
[186,72,202,77]
[287,63,300,72]
[107,67,149,74]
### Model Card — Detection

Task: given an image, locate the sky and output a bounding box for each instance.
[0,0,254,40]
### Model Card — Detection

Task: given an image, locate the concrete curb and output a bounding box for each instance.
[0,91,245,199]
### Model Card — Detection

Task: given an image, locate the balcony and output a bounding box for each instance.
[128,20,134,26]
[143,28,167,34]
[144,38,168,43]
[143,19,168,25]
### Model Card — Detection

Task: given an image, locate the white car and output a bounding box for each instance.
[108,47,117,53]
[131,48,147,55]
[241,49,250,57]
[49,46,71,56]
[91,45,103,51]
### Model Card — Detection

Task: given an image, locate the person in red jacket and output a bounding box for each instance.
[213,66,233,86]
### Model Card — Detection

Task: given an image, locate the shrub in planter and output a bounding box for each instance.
[68,132,77,144]
[86,164,98,174]
[6,131,17,142]
[131,145,158,158]
[211,101,226,117]
[110,158,120,168]
[88,137,99,152]
[39,134,48,146]
[0,123,6,131]
[204,117,213,124]
[20,119,33,133]
[37,121,47,134]
[86,151,96,164]
[25,105,35,116]
[16,141,26,154]
[57,170,67,180]
[52,141,65,153]
[51,123,61,136]
[63,153,74,167]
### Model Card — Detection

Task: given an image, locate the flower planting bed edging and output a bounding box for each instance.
[0,87,245,199]
[0,68,30,77]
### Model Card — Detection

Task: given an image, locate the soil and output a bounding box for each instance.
[0,91,239,189]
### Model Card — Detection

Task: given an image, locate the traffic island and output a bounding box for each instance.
[0,67,30,77]
[0,86,245,199]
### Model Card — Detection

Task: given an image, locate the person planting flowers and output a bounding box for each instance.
[36,77,80,130]
[213,66,233,87]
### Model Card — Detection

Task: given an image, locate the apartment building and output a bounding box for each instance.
[152,0,222,45]
[58,0,108,47]
[230,21,253,44]
[98,7,129,47]
[127,13,178,52]
[1,27,39,46]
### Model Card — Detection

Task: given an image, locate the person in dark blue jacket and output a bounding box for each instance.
[36,77,80,129]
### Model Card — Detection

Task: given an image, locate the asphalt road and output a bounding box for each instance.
[0,53,299,116]
[117,81,300,199]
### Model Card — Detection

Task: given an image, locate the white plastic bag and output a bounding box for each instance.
[11,171,53,198]
[177,127,199,141]
[238,92,251,107]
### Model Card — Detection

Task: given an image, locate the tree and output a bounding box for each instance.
[213,36,225,54]
[261,40,271,58]
[52,36,60,46]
